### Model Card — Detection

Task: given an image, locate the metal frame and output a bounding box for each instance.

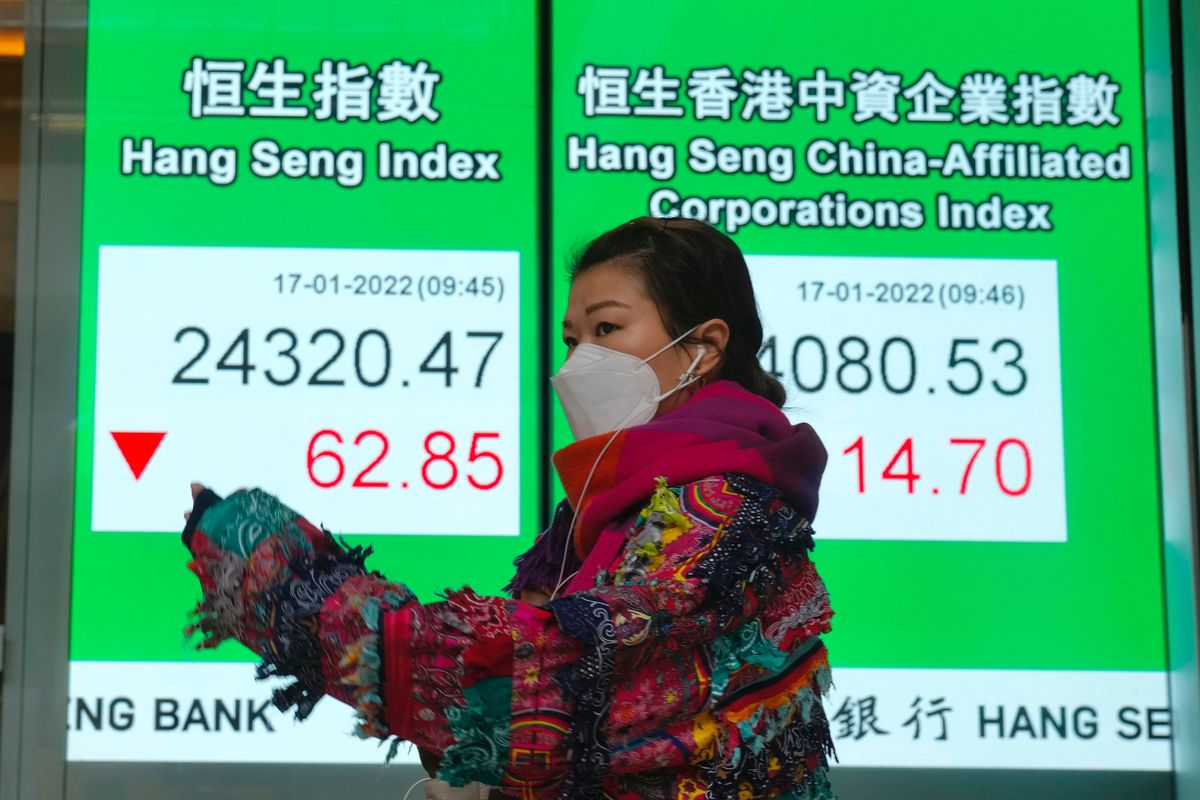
[1166,0,1200,796]
[1,1,1197,799]
[1,0,82,798]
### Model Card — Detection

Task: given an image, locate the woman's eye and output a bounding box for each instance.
[595,322,616,336]
[563,337,578,348]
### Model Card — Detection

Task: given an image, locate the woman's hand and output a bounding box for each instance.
[180,482,413,728]
[181,482,337,653]
[184,482,200,520]
[182,482,206,524]
[182,482,269,553]
[181,482,223,553]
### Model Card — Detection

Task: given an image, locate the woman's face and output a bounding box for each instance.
[561,258,702,415]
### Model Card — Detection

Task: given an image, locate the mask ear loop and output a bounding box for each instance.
[548,345,709,601]
[677,345,706,388]
[652,344,707,401]
[639,325,698,366]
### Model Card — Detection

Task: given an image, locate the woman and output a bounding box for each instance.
[182,217,836,800]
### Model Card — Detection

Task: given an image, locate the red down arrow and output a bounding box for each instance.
[111,431,166,479]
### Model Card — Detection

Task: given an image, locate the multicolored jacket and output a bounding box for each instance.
[183,380,836,800]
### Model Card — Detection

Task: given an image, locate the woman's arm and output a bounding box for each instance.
[381,474,833,795]
[182,473,833,793]
[183,486,415,742]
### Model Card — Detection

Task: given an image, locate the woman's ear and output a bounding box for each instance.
[692,318,730,378]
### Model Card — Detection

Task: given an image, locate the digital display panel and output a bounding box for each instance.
[551,0,1171,770]
[68,0,539,762]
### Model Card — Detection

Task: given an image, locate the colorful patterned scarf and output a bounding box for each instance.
[553,379,828,558]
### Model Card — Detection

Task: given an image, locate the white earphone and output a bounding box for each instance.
[679,344,707,385]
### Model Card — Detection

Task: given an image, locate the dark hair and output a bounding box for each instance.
[570,216,786,408]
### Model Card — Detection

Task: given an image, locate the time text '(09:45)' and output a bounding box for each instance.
[272,272,506,303]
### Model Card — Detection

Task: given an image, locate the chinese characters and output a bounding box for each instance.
[577,64,1121,126]
[182,57,442,122]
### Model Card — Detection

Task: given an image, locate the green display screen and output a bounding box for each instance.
[68,0,541,763]
[550,0,1169,771]
[65,0,1173,771]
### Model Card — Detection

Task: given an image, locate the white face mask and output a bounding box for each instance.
[551,327,706,441]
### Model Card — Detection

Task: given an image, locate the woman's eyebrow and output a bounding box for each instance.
[584,299,632,315]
